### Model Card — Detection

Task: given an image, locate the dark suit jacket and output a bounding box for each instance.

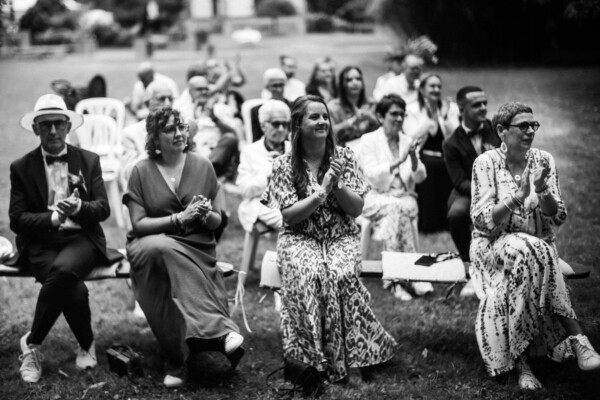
[442,120,501,198]
[8,144,113,266]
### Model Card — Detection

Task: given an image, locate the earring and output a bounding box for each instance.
[155,148,161,155]
[500,142,507,153]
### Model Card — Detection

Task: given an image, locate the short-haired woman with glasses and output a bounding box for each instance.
[123,106,244,388]
[470,102,600,390]
[359,94,432,301]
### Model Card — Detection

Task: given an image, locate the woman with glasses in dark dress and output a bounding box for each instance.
[123,106,244,388]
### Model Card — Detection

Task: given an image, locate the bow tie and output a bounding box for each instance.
[45,154,68,165]
[466,125,486,137]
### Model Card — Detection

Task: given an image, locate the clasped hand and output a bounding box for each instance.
[56,188,81,222]
[391,136,421,171]
[322,156,345,193]
[179,195,212,225]
[515,158,550,201]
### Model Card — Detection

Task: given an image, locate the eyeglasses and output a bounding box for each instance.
[388,111,407,118]
[155,95,173,103]
[269,83,285,89]
[190,87,209,93]
[164,123,189,134]
[505,121,540,133]
[268,120,290,129]
[36,119,69,133]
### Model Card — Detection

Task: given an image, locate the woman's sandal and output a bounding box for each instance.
[515,357,542,390]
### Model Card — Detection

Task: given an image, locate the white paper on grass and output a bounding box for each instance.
[260,250,281,289]
[381,251,466,282]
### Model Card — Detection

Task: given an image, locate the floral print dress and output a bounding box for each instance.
[470,148,576,377]
[262,146,397,382]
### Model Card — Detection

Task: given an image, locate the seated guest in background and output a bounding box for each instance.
[11,94,121,383]
[262,95,396,384]
[122,80,176,174]
[305,57,338,103]
[128,61,179,120]
[204,56,246,119]
[123,106,244,388]
[359,94,432,301]
[261,55,306,102]
[443,86,500,296]
[236,99,290,233]
[470,101,600,389]
[174,61,232,115]
[250,68,290,143]
[279,54,306,102]
[404,73,459,233]
[373,52,423,105]
[328,65,379,148]
[180,75,240,180]
[372,49,405,103]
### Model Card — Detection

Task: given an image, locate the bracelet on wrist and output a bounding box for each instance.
[502,198,516,213]
[536,186,550,197]
[511,194,524,207]
[176,212,184,227]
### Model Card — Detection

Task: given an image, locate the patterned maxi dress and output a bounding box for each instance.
[262,146,397,382]
[470,148,576,377]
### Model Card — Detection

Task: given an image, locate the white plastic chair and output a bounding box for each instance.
[75,114,126,228]
[75,97,127,131]
[240,98,266,145]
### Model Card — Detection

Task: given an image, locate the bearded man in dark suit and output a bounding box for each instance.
[442,86,501,295]
[9,94,118,383]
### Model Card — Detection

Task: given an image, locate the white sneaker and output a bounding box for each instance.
[163,374,185,388]
[516,357,542,390]
[224,331,244,354]
[412,282,434,296]
[570,334,600,371]
[459,280,477,297]
[392,284,413,301]
[75,341,97,370]
[19,332,43,383]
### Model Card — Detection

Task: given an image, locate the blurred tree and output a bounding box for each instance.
[306,0,351,15]
[19,0,68,35]
[256,0,297,17]
[374,0,600,65]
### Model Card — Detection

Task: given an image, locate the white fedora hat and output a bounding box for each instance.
[20,94,84,132]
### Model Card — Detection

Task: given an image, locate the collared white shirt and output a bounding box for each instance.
[41,147,81,229]
[462,121,484,155]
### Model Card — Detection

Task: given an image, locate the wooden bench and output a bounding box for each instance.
[0,250,235,281]
[259,250,591,291]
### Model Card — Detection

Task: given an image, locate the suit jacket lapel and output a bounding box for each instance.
[31,147,49,207]
[67,145,82,178]
[66,145,85,197]
[457,127,479,161]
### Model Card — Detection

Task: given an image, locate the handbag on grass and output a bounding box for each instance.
[106,345,144,377]
[283,358,324,397]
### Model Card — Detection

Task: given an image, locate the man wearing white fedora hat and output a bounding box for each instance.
[8,94,121,383]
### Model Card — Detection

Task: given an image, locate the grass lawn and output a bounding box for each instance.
[0,32,599,399]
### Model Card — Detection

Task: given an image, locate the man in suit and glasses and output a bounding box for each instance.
[442,86,501,296]
[9,94,120,383]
